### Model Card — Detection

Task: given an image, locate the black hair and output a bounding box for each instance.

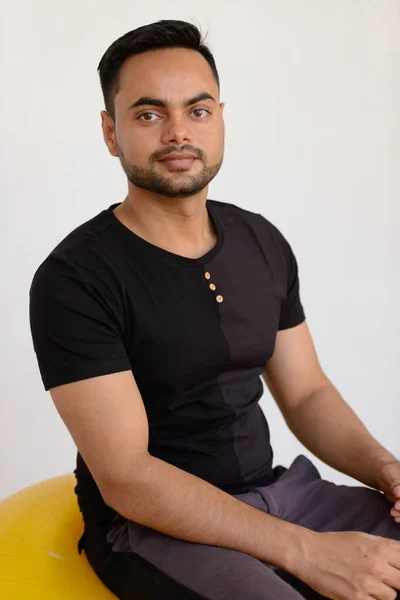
[97,19,220,120]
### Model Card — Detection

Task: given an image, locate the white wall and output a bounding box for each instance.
[1,0,399,499]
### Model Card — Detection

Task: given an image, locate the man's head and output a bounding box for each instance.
[98,20,225,199]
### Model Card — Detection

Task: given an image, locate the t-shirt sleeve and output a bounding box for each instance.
[29,254,132,391]
[275,229,306,330]
[259,216,306,331]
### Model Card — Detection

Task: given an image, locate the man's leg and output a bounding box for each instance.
[82,504,308,599]
[259,454,399,539]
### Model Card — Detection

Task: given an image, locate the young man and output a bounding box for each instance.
[29,19,400,600]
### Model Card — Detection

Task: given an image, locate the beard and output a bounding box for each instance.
[115,141,224,199]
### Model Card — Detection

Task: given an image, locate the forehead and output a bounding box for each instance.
[116,47,218,105]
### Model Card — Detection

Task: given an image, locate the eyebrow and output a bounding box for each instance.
[128,92,216,111]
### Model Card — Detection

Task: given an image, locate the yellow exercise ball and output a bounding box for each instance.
[0,473,116,599]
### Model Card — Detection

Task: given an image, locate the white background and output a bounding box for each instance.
[1,1,399,499]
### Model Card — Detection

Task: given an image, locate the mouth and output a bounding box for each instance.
[159,156,198,171]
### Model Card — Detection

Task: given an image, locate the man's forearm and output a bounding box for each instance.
[285,383,397,489]
[105,452,314,573]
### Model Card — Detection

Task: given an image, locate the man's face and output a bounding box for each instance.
[103,47,225,198]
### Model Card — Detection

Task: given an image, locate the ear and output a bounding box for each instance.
[220,102,225,113]
[101,110,118,158]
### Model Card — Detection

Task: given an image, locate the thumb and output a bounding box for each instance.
[392,485,400,497]
[384,464,400,496]
[386,465,400,496]
[378,461,400,495]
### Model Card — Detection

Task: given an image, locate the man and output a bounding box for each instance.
[29,19,400,600]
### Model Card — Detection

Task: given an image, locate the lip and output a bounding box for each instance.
[160,152,197,161]
[159,153,198,171]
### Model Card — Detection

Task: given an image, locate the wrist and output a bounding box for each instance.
[372,453,398,490]
[289,527,320,577]
[269,520,319,575]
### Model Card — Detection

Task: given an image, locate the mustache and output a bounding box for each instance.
[152,145,204,162]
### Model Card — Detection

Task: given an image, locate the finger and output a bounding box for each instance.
[390,508,400,518]
[388,556,400,572]
[371,582,397,600]
[382,566,400,596]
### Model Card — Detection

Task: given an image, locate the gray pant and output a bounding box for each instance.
[84,454,400,599]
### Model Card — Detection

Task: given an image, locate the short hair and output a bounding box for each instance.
[97,19,220,120]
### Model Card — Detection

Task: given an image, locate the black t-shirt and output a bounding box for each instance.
[29,199,305,526]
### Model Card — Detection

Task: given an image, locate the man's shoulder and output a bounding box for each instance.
[209,198,283,237]
[30,204,119,291]
[49,205,118,260]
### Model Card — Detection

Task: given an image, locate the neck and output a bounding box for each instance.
[113,186,217,259]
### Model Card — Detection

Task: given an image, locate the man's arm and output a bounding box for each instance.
[263,321,397,489]
[49,369,313,572]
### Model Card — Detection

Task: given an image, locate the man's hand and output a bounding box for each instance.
[293,530,400,600]
[376,461,400,522]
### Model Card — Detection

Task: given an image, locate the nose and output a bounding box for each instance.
[161,112,192,146]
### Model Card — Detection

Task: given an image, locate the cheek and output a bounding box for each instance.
[203,126,224,160]
[120,129,153,164]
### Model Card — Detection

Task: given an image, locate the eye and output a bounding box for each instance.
[137,108,211,122]
[192,108,210,118]
[137,112,161,122]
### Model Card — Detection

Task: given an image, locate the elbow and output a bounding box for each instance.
[101,484,120,512]
[100,451,151,515]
